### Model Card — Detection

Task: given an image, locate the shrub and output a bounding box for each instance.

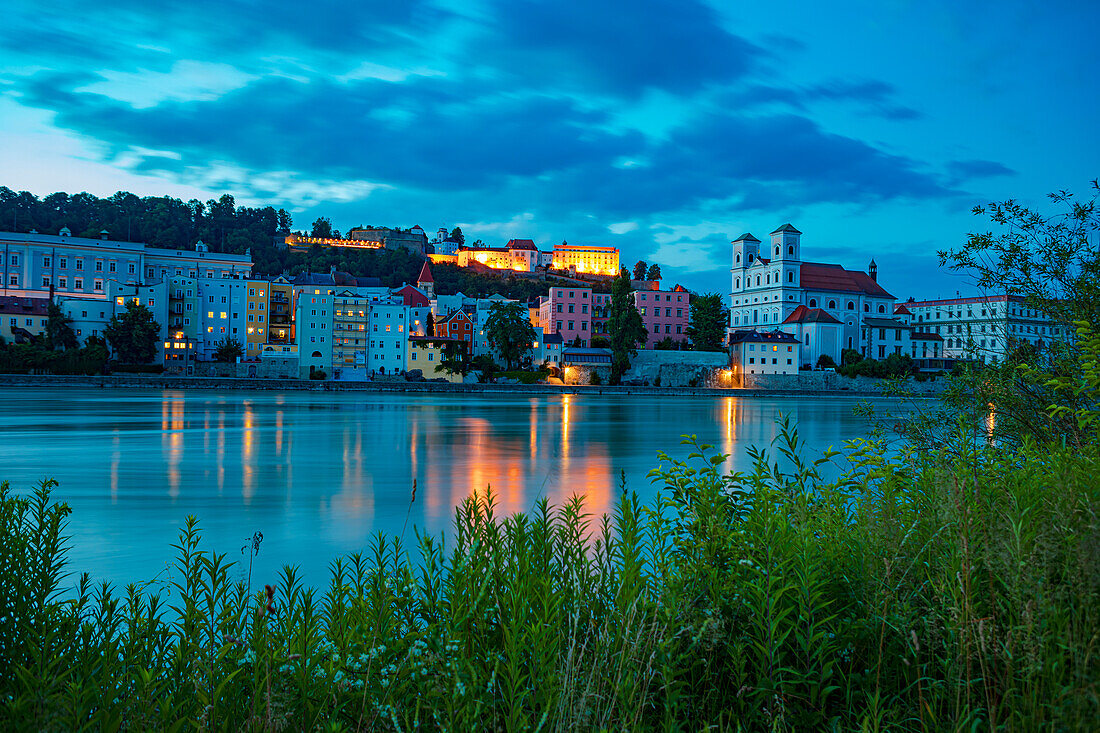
[309,369,326,380]
[815,353,836,369]
[589,370,602,385]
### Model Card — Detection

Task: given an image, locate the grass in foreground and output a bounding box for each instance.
[1,416,1098,731]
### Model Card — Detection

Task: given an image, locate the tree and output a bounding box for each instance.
[213,336,244,362]
[311,217,334,239]
[686,293,726,351]
[104,302,161,364]
[633,261,648,280]
[425,311,436,337]
[450,227,465,246]
[471,354,498,382]
[276,209,293,232]
[484,302,536,370]
[607,271,647,384]
[45,303,78,351]
[646,263,662,281]
[435,340,473,377]
[816,354,836,369]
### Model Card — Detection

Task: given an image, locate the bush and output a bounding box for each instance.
[841,348,862,366]
[589,370,602,385]
[309,369,326,380]
[815,353,836,369]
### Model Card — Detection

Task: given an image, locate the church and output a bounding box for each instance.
[729,224,897,366]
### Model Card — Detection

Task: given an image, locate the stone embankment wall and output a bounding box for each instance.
[741,371,948,394]
[624,350,730,387]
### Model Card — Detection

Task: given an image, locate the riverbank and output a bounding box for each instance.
[0,373,930,398]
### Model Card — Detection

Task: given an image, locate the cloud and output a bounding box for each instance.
[608,221,639,235]
[482,0,762,98]
[728,78,922,120]
[946,159,1016,181]
[75,61,257,109]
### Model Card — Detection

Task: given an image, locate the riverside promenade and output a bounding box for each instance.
[1,373,932,399]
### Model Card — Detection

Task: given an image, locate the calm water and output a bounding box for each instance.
[1,388,887,590]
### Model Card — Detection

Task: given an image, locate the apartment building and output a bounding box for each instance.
[904,295,1065,363]
[540,286,593,346]
[634,285,690,347]
[729,329,800,375]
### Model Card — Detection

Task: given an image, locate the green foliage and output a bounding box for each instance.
[815,353,836,369]
[608,272,647,384]
[484,302,536,370]
[212,336,244,363]
[3,416,1097,730]
[588,370,603,385]
[632,260,647,280]
[645,263,661,281]
[449,227,464,246]
[309,369,326,380]
[839,353,915,379]
[44,303,78,351]
[104,302,161,365]
[471,354,498,383]
[841,348,862,366]
[311,217,334,238]
[686,292,726,351]
[0,340,107,375]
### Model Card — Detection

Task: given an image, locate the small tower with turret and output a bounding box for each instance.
[868,258,878,282]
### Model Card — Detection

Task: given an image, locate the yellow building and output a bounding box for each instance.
[551,244,619,276]
[245,280,270,358]
[407,336,465,382]
[0,296,49,342]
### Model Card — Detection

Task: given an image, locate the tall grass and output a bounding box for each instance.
[1,415,1097,730]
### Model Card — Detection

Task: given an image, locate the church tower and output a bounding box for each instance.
[417,261,435,299]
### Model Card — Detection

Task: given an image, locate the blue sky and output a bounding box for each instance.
[1,0,1096,300]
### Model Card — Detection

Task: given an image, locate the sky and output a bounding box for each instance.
[1,0,1097,301]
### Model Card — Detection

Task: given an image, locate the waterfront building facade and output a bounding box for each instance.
[0,296,49,342]
[731,224,896,364]
[729,329,800,375]
[904,294,1064,363]
[634,285,690,348]
[296,290,333,377]
[540,286,593,347]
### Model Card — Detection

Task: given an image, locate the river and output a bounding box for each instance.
[1,388,893,590]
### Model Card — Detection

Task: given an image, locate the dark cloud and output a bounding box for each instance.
[18,73,642,190]
[946,159,1016,181]
[727,79,922,120]
[482,0,762,98]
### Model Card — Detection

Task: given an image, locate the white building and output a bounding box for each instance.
[59,279,170,348]
[904,294,1066,364]
[195,278,248,360]
[777,306,843,368]
[730,224,896,364]
[296,290,333,377]
[728,329,800,375]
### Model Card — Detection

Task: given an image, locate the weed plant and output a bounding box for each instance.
[1,407,1097,731]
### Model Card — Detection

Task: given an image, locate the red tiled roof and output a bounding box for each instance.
[799,262,894,298]
[417,261,434,284]
[894,304,913,315]
[506,239,537,250]
[782,305,842,325]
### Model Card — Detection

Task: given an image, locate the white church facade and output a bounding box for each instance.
[729,224,897,365]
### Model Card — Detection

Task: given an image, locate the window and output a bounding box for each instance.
[128,263,135,274]
[42,276,50,287]
[847,301,854,310]
[9,254,16,266]
[58,277,67,289]
[809,298,817,308]
[8,275,16,286]
[75,278,83,289]
[109,262,116,272]
[94,280,103,291]
[828,300,836,309]
[43,256,51,267]
[59,258,66,268]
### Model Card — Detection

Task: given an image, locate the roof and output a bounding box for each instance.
[0,296,50,316]
[799,262,895,299]
[782,305,842,325]
[733,233,760,242]
[292,272,336,286]
[411,225,424,230]
[442,310,472,323]
[394,284,430,307]
[771,223,802,235]
[506,239,537,250]
[542,333,564,344]
[863,317,910,329]
[417,261,434,284]
[893,304,913,315]
[729,329,799,344]
[911,332,944,341]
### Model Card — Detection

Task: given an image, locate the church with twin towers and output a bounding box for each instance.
[729,224,899,365]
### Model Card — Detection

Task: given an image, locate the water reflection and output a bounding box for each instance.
[0,388,884,589]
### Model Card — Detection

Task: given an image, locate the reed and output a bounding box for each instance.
[1,415,1097,730]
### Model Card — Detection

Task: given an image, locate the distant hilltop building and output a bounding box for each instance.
[283,226,428,255]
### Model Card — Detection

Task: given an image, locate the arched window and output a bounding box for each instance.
[311,350,322,358]
[864,304,870,312]
[735,277,740,288]
[809,298,817,307]
[847,301,854,310]
[775,246,780,256]
[878,305,885,314]
[787,271,793,283]
[765,273,770,284]
[747,254,753,264]
[788,245,794,255]
[755,275,760,286]
[736,253,741,263]
[828,300,836,309]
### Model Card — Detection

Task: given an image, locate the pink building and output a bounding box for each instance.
[540,286,593,346]
[633,285,690,348]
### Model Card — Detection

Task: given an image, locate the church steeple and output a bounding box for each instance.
[417,261,435,298]
[868,258,878,282]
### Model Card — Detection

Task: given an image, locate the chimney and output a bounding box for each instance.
[868,258,878,282]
